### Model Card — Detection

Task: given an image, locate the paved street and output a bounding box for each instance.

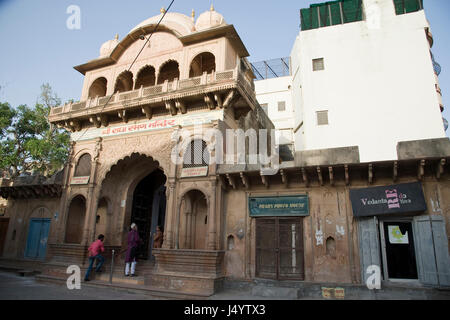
[0,271,273,300]
[0,271,159,300]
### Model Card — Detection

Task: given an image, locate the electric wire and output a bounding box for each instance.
[72,0,175,143]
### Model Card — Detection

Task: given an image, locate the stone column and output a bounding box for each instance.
[162,180,176,249]
[82,138,102,245]
[207,179,217,250]
[56,142,75,243]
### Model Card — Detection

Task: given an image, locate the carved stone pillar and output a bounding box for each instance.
[82,138,102,245]
[162,180,176,249]
[56,142,75,243]
[207,179,217,250]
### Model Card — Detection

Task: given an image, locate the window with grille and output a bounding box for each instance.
[74,154,92,177]
[313,58,325,71]
[317,111,329,126]
[278,101,286,112]
[183,140,210,168]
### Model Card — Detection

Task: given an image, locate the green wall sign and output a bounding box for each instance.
[249,195,309,217]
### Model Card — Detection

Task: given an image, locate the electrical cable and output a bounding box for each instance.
[72,0,175,143]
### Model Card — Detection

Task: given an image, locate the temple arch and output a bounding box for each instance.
[65,195,86,244]
[157,60,180,84]
[189,52,216,78]
[114,70,134,93]
[88,77,107,99]
[179,189,208,250]
[134,65,156,89]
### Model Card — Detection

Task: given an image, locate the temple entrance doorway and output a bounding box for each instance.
[130,169,166,260]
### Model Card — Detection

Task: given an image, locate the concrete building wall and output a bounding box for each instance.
[291,0,446,162]
[222,173,450,284]
[255,76,295,145]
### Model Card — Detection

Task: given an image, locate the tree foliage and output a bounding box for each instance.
[0,84,71,178]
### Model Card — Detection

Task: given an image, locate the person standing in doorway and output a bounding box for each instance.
[84,234,105,282]
[153,225,163,249]
[125,223,141,277]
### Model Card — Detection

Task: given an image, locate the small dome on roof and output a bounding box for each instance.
[100,34,119,57]
[195,5,226,31]
[130,12,194,37]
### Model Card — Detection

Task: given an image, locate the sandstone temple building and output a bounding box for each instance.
[0,2,449,298]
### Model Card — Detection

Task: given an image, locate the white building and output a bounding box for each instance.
[253,58,295,159]
[290,0,446,162]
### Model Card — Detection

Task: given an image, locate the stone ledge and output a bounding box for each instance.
[397,138,450,159]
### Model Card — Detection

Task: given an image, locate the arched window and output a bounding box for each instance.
[88,77,107,99]
[74,154,92,177]
[157,60,180,84]
[183,140,210,168]
[189,52,216,78]
[114,71,134,93]
[65,195,86,244]
[134,65,156,89]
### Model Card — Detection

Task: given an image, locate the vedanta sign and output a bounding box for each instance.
[350,182,427,217]
[249,195,309,217]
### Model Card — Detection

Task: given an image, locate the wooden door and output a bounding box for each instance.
[256,218,304,280]
[24,218,51,260]
[0,218,9,257]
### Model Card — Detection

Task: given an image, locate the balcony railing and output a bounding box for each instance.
[51,68,247,117]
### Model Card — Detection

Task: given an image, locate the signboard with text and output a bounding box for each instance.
[350,182,426,217]
[71,176,90,185]
[181,166,209,178]
[249,195,309,217]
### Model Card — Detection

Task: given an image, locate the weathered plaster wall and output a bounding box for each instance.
[2,197,60,259]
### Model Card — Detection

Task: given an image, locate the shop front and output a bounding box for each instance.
[351,182,450,287]
[249,195,309,281]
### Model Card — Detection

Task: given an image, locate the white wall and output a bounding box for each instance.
[291,0,446,162]
[255,76,294,145]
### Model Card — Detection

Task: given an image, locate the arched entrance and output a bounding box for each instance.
[130,168,167,260]
[179,189,208,250]
[65,195,86,244]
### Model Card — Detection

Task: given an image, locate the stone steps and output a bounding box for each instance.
[35,274,209,300]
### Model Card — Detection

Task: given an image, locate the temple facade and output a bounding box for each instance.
[0,3,449,298]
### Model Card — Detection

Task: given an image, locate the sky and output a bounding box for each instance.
[0,0,449,136]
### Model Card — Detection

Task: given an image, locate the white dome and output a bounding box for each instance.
[130,12,195,37]
[100,36,119,57]
[195,7,226,31]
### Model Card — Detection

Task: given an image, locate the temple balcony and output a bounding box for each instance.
[49,66,257,132]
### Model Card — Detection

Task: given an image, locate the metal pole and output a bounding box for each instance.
[109,249,115,284]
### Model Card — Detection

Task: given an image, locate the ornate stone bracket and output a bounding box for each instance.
[142,106,153,120]
[118,110,129,123]
[417,160,425,181]
[165,100,177,116]
[436,159,446,180]
[240,172,250,189]
[175,100,187,114]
